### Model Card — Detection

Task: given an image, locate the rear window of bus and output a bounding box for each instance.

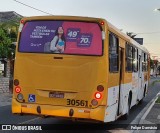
[19,21,103,56]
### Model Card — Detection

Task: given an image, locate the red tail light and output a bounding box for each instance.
[91,99,98,106]
[21,20,25,24]
[97,85,104,92]
[15,86,21,93]
[100,21,104,25]
[14,79,19,86]
[95,92,102,99]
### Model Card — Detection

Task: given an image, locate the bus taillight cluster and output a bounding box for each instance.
[91,85,104,106]
[95,85,104,99]
[14,79,21,93]
[14,79,24,101]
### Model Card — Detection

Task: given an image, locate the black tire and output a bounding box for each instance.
[123,96,131,120]
[139,98,143,105]
[139,88,146,104]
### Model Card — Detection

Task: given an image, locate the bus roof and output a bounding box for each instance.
[21,15,103,23]
[107,21,149,54]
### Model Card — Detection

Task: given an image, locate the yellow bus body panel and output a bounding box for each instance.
[12,98,105,121]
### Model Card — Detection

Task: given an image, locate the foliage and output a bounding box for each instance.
[0,20,19,59]
[0,20,19,41]
[0,28,12,58]
[156,96,160,103]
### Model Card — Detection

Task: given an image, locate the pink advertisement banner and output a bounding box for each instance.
[19,21,102,55]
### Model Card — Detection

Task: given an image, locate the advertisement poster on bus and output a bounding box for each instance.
[19,21,102,55]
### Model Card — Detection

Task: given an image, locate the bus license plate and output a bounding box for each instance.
[49,92,64,98]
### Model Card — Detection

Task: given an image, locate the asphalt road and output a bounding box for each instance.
[0,77,160,132]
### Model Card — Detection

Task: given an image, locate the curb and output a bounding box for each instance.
[128,91,160,133]
[139,93,159,122]
[136,92,160,133]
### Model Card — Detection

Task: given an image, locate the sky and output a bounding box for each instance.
[1,0,160,59]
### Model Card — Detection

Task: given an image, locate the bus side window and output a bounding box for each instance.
[126,43,133,72]
[142,52,146,72]
[133,47,138,72]
[109,33,119,72]
[146,54,148,71]
[137,49,139,71]
[142,53,148,72]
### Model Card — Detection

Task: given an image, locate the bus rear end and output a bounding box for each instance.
[12,16,107,122]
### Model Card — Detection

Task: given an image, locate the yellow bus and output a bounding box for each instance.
[12,16,150,123]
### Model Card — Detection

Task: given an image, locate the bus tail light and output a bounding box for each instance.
[97,85,104,92]
[14,79,19,86]
[21,20,25,24]
[19,20,24,32]
[91,99,98,106]
[100,21,104,25]
[95,92,102,99]
[15,86,21,93]
[17,93,23,100]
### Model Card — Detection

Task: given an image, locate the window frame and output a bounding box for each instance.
[125,43,133,72]
[142,52,148,72]
[132,47,138,72]
[18,20,104,56]
[109,32,119,73]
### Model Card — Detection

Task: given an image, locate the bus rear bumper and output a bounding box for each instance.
[12,98,105,122]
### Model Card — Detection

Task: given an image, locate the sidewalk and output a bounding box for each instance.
[138,92,160,133]
[0,93,12,107]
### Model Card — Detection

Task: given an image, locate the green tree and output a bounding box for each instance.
[0,19,19,59]
[0,28,12,58]
[0,20,19,42]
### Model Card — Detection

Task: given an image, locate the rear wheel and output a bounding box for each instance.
[139,88,146,104]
